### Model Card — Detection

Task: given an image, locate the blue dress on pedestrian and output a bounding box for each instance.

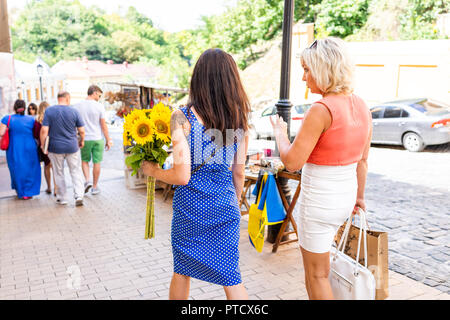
[171,106,242,286]
[1,115,41,198]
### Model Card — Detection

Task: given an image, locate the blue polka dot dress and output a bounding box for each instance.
[171,106,242,286]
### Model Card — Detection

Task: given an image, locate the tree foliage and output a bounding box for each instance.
[11,0,448,88]
[311,0,370,38]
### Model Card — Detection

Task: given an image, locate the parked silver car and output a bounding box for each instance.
[370,98,450,152]
[251,104,311,139]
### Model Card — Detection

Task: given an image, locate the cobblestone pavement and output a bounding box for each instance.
[110,128,450,294]
[364,143,450,294]
[0,126,448,300]
[0,178,448,300]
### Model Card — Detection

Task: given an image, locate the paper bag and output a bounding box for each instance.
[334,222,389,300]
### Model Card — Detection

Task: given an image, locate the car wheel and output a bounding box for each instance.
[402,132,425,152]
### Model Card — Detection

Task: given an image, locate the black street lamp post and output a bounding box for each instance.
[276,0,294,140]
[268,0,295,243]
[37,63,44,102]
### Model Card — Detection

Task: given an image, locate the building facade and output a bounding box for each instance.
[15,57,66,107]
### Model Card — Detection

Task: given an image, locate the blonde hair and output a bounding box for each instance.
[300,37,354,95]
[37,101,50,123]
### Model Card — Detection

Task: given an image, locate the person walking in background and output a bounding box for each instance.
[142,49,250,300]
[34,101,56,195]
[27,103,38,118]
[270,38,372,300]
[0,99,41,199]
[74,85,112,195]
[40,92,86,207]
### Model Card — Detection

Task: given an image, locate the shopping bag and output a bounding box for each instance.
[258,173,286,225]
[248,173,268,252]
[248,171,286,252]
[330,209,376,300]
[334,211,389,300]
[0,115,11,151]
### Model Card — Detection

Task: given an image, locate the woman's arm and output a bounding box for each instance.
[232,134,249,201]
[271,103,331,172]
[142,109,191,185]
[40,125,49,152]
[0,123,6,137]
[353,123,373,214]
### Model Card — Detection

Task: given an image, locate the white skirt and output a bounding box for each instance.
[293,162,357,254]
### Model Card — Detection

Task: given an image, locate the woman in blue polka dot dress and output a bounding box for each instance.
[142,49,251,299]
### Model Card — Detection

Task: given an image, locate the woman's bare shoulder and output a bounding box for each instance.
[171,109,190,137]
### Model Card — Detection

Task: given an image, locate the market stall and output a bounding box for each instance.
[101,81,188,189]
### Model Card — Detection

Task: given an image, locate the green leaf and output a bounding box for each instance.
[151,149,160,159]
[125,152,145,167]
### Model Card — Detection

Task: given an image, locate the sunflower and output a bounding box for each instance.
[124,109,143,133]
[150,104,171,144]
[142,108,153,118]
[152,102,167,115]
[130,117,154,145]
[123,129,132,146]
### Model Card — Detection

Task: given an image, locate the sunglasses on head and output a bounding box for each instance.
[308,40,317,49]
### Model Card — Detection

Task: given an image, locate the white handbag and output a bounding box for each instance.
[329,209,376,300]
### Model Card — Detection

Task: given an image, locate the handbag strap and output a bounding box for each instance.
[355,208,369,269]
[173,147,217,191]
[334,208,369,270]
[336,212,353,254]
[255,173,267,206]
[6,115,11,128]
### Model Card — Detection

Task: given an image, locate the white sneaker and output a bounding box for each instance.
[75,197,84,207]
[91,187,100,195]
[84,182,93,194]
[56,199,68,205]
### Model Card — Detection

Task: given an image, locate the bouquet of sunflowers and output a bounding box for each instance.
[123,102,172,239]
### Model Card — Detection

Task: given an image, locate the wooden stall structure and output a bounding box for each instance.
[101,81,188,189]
[102,81,188,119]
[240,165,301,253]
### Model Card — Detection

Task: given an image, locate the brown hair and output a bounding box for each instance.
[188,48,250,143]
[57,91,70,99]
[27,103,37,115]
[13,99,26,115]
[37,101,50,123]
[87,85,103,96]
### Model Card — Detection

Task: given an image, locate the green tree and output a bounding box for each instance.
[111,30,144,63]
[399,0,449,39]
[312,0,370,38]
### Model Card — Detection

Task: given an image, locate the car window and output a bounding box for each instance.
[383,106,402,118]
[409,103,427,113]
[409,100,449,116]
[401,109,409,118]
[261,107,275,117]
[370,107,383,119]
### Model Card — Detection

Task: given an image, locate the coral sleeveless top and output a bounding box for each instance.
[307,94,371,166]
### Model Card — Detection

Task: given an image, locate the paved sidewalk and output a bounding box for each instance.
[0,177,448,300]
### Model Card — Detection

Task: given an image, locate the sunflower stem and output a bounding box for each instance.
[145,176,156,239]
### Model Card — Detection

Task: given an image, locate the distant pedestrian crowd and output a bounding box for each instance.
[0,85,113,206]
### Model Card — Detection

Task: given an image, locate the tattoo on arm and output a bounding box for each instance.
[170,110,190,138]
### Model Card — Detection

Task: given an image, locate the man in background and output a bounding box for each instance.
[75,85,112,195]
[40,91,85,207]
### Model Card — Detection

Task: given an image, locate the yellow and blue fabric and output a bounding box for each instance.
[248,172,286,252]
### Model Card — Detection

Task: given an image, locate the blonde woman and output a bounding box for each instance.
[270,38,373,300]
[34,101,56,195]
